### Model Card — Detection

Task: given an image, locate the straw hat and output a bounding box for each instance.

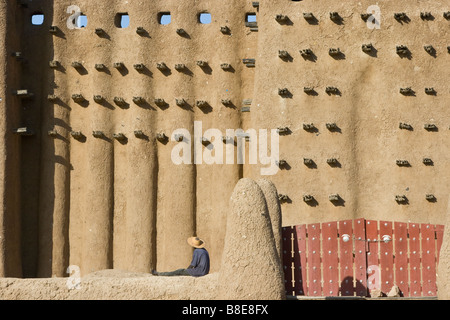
[187,236,206,248]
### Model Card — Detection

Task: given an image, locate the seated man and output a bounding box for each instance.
[152,237,210,277]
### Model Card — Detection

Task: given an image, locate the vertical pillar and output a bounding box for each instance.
[193,0,246,273]
[218,178,285,300]
[113,0,158,273]
[154,0,196,271]
[0,0,22,278]
[37,1,69,278]
[82,138,114,274]
[63,1,90,272]
[80,3,114,275]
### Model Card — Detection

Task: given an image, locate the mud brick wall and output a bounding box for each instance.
[249,0,449,225]
[0,0,449,279]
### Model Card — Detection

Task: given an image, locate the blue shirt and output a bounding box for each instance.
[186,248,210,277]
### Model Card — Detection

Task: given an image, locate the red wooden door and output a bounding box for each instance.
[283,219,444,297]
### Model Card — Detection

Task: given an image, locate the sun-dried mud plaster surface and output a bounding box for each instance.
[1,0,257,278]
[218,178,285,300]
[0,178,285,300]
[0,0,449,289]
[248,0,450,227]
[0,270,219,300]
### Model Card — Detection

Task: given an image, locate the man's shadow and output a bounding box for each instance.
[338,276,368,297]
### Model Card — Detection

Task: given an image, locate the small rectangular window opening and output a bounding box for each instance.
[199,13,212,24]
[77,14,88,28]
[31,13,44,25]
[115,13,130,28]
[246,13,257,23]
[158,12,171,25]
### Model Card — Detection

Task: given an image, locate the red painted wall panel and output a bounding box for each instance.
[338,220,354,296]
[353,218,368,296]
[322,221,339,296]
[394,222,409,296]
[307,223,322,296]
[436,225,444,264]
[366,220,379,294]
[421,224,437,296]
[293,225,307,296]
[282,220,444,297]
[409,223,422,297]
[379,221,394,294]
[282,227,294,295]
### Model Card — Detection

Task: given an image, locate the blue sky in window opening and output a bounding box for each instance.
[32,12,216,28]
[32,14,44,25]
[120,14,130,28]
[32,13,89,28]
[247,13,257,22]
[199,13,211,24]
[160,13,171,25]
[77,15,88,28]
